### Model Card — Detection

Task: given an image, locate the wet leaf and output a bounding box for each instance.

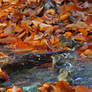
[6,86,22,92]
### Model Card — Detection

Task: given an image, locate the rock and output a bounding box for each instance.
[57,69,73,83]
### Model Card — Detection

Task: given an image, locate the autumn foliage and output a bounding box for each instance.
[4,81,92,92]
[6,86,22,92]
[41,81,92,92]
[0,0,92,92]
[0,68,10,81]
[0,0,91,58]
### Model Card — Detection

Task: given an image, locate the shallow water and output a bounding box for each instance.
[0,50,92,91]
[9,57,92,88]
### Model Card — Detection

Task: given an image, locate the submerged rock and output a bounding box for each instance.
[57,69,73,83]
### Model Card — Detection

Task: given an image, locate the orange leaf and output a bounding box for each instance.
[0,68,9,81]
[6,86,22,92]
[82,49,92,58]
[74,86,92,92]
[55,81,75,92]
[14,41,31,49]
[86,15,92,25]
[64,32,73,38]
[79,28,88,37]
